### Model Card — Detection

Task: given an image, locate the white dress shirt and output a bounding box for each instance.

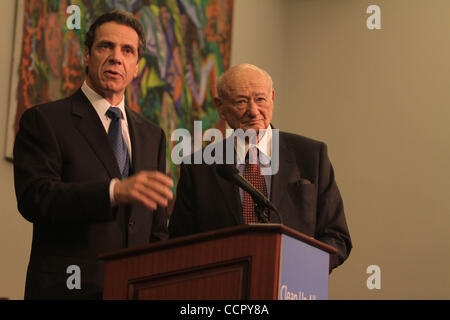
[224,123,273,201]
[81,81,132,206]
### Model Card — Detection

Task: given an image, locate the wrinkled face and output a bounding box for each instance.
[84,22,139,102]
[215,68,274,132]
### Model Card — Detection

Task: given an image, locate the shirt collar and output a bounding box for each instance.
[81,81,126,119]
[225,123,272,164]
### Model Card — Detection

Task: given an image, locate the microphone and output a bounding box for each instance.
[217,165,283,224]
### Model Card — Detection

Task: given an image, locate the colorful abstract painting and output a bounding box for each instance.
[6,0,233,188]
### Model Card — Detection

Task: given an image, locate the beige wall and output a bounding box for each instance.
[231,0,449,299]
[231,0,287,126]
[0,0,448,299]
[285,0,450,300]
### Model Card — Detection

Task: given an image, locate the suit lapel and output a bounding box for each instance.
[211,134,303,225]
[214,163,243,225]
[271,133,301,212]
[125,108,159,173]
[70,89,121,179]
[211,138,243,224]
[125,108,141,172]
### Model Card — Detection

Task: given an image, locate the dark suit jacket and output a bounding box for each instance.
[169,131,352,271]
[13,89,168,299]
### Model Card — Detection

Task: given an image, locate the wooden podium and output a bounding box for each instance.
[100,224,337,300]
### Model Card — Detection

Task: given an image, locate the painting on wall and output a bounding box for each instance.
[6,0,234,184]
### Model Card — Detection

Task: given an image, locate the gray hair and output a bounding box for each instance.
[216,63,274,98]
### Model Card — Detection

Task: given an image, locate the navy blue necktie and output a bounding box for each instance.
[106,107,130,178]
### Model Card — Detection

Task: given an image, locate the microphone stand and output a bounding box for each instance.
[254,202,269,223]
[253,200,284,224]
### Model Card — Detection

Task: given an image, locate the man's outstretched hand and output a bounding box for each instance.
[114,171,174,210]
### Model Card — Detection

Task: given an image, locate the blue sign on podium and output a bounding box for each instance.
[278,234,329,300]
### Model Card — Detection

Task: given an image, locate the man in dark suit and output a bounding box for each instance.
[169,63,352,271]
[13,11,173,299]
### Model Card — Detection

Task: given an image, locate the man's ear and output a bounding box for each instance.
[133,61,139,78]
[84,49,90,69]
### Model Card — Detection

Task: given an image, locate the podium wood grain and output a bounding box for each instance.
[100,224,337,300]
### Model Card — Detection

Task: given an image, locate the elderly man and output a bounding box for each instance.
[169,63,352,271]
[14,11,173,299]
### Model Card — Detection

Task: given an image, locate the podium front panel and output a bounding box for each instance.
[102,228,281,299]
[102,225,334,300]
[127,258,251,299]
[278,234,329,300]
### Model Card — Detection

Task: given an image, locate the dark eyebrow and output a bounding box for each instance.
[96,40,114,47]
[122,44,136,52]
[95,41,137,53]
